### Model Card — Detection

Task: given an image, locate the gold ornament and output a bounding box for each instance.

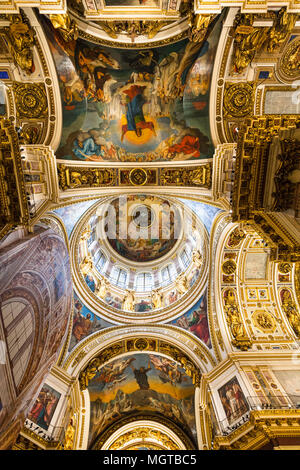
[266,8,298,53]
[252,310,276,332]
[175,273,189,295]
[64,417,75,450]
[223,82,255,118]
[278,262,292,274]
[192,250,203,269]
[98,20,169,41]
[152,289,163,309]
[95,277,109,300]
[231,13,269,74]
[80,255,93,276]
[222,260,237,275]
[49,13,78,43]
[3,14,36,74]
[13,82,48,119]
[280,39,300,79]
[188,14,215,43]
[223,289,252,350]
[129,168,148,186]
[280,289,300,338]
[57,165,116,190]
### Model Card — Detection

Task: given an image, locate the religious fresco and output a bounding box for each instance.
[40,14,222,162]
[88,353,196,446]
[70,292,113,351]
[27,384,61,431]
[218,377,249,425]
[106,195,181,262]
[170,291,212,348]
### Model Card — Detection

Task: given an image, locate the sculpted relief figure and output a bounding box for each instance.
[152,289,163,309]
[5,15,36,74]
[175,273,189,295]
[80,255,93,276]
[282,289,300,337]
[95,277,109,299]
[224,289,247,340]
[192,250,203,269]
[123,290,135,311]
[80,225,92,242]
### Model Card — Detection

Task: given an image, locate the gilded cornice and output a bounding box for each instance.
[57,162,213,191]
[0,118,29,240]
[213,409,300,450]
[78,28,189,49]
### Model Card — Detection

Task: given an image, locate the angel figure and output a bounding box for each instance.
[152,289,163,309]
[95,277,109,299]
[123,290,135,311]
[80,255,93,276]
[192,250,203,269]
[175,273,189,295]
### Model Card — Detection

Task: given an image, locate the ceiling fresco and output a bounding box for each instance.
[88,352,196,447]
[106,194,182,262]
[40,14,222,163]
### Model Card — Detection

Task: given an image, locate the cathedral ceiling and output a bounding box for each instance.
[0,0,300,451]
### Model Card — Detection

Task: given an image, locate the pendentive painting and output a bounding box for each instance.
[69,292,113,351]
[171,291,212,349]
[218,376,249,425]
[88,353,196,447]
[40,14,222,162]
[27,384,61,431]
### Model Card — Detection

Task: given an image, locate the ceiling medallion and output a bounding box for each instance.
[223,82,255,118]
[252,310,276,333]
[129,168,148,186]
[12,82,48,119]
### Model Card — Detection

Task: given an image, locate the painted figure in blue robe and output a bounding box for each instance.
[73,134,105,160]
[121,84,156,141]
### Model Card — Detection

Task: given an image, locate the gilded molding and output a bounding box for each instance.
[12,82,48,119]
[57,163,213,190]
[0,118,29,239]
[223,82,256,118]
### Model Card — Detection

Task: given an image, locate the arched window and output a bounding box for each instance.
[110,267,128,289]
[180,247,192,270]
[1,300,34,387]
[94,250,107,274]
[160,264,177,287]
[135,273,153,292]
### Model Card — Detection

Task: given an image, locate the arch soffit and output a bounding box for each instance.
[62,325,217,379]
